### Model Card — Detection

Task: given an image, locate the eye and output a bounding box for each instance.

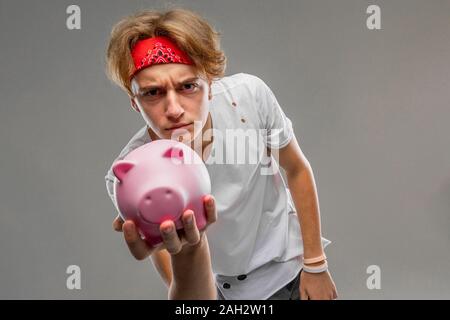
[143,88,160,97]
[180,83,199,92]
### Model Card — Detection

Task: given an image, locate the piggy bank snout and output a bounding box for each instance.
[138,187,185,224]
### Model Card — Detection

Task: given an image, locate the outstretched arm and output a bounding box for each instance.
[150,249,172,288]
[112,195,218,299]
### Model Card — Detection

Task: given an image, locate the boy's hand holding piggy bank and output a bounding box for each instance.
[111,139,217,259]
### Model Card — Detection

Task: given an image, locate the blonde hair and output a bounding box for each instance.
[105,8,227,96]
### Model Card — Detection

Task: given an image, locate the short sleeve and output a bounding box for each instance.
[105,171,120,215]
[252,75,294,149]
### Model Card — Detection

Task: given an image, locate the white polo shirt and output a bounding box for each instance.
[105,73,331,299]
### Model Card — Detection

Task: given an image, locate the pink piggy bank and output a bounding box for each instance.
[112,139,211,247]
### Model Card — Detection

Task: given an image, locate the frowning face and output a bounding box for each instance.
[130,63,212,143]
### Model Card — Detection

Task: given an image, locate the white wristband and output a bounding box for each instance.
[302,260,328,274]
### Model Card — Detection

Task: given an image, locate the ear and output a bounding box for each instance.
[130,97,140,113]
[112,160,136,182]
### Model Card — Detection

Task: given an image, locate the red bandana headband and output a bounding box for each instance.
[130,36,194,78]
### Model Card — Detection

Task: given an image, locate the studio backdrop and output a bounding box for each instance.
[1,0,449,299]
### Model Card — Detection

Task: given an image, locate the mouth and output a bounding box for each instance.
[165,123,192,131]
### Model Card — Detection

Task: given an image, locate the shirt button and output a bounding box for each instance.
[223,283,231,289]
[237,274,247,281]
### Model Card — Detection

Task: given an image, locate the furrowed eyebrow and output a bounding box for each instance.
[138,77,200,92]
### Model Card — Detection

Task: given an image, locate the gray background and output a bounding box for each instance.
[1,0,449,299]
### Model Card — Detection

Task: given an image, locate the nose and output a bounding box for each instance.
[138,187,185,224]
[165,91,184,119]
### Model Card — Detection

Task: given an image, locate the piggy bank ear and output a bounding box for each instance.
[163,147,184,162]
[112,160,136,182]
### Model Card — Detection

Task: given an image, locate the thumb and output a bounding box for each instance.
[300,286,309,300]
[113,215,124,232]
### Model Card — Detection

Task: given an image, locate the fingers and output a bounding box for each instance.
[113,216,124,232]
[160,220,183,255]
[299,276,309,300]
[203,195,217,227]
[118,195,217,258]
[123,220,153,260]
[300,288,309,300]
[181,210,201,245]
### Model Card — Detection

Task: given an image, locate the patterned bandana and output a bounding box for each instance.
[130,36,194,78]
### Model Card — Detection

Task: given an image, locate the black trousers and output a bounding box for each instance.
[216,268,303,300]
